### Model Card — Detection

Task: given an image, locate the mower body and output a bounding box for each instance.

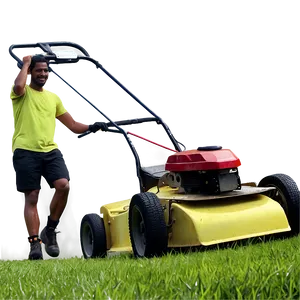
[99,148,291,255]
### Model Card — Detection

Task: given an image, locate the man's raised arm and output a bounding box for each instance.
[13,55,31,96]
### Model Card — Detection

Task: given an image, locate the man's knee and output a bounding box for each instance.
[24,189,40,205]
[54,178,70,193]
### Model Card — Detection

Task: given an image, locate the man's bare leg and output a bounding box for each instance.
[50,178,70,221]
[41,178,70,257]
[24,189,43,260]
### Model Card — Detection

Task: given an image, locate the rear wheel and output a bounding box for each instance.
[258,174,300,234]
[129,192,168,258]
[80,213,107,258]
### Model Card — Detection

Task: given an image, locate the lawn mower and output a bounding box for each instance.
[9,42,300,258]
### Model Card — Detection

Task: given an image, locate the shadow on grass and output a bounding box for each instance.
[123,232,297,260]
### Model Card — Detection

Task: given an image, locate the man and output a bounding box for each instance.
[11,54,107,260]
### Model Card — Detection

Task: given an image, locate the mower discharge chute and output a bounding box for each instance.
[10,42,300,258]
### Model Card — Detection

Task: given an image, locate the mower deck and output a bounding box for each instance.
[99,184,290,253]
[152,185,276,201]
[158,193,290,247]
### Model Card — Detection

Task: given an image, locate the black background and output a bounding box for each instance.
[0,28,299,244]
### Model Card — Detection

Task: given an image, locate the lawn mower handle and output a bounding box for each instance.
[78,117,160,138]
[8,40,90,68]
[9,40,188,151]
[76,128,121,141]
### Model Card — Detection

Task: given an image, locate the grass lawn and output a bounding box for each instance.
[0,236,299,299]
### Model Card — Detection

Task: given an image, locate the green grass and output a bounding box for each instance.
[0,236,299,299]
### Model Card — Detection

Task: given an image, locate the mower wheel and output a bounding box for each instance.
[80,213,107,258]
[129,192,168,258]
[258,174,300,234]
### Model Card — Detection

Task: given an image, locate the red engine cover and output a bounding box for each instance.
[165,149,241,172]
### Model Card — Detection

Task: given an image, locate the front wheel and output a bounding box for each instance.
[129,192,168,258]
[258,173,300,235]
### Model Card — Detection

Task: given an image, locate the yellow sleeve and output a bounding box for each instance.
[56,97,67,117]
[10,85,26,101]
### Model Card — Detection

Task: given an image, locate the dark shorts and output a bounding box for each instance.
[13,149,70,192]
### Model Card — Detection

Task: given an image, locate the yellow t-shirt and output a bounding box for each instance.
[11,85,67,152]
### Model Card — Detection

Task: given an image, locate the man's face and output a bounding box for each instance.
[30,62,49,87]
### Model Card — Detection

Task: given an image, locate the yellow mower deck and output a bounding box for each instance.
[100,186,290,254]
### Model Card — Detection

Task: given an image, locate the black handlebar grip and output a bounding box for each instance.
[78,131,92,138]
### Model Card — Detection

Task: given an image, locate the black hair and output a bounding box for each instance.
[29,55,49,71]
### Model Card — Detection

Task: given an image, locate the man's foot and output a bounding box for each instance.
[40,227,60,257]
[28,238,43,260]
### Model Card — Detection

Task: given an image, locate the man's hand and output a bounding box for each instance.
[23,55,32,67]
[89,121,108,135]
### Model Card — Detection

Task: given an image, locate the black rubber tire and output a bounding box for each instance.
[258,174,300,235]
[80,213,107,258]
[129,192,168,258]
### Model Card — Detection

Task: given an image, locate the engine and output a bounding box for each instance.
[165,146,241,194]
